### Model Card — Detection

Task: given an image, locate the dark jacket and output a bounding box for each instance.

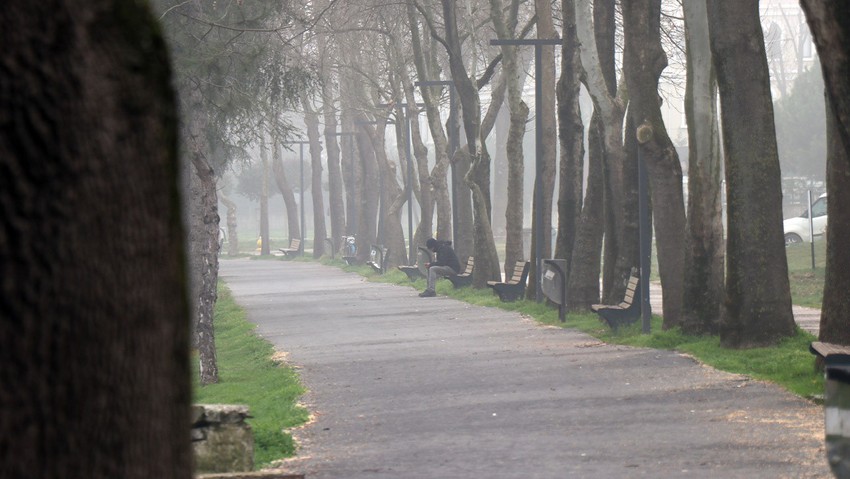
[432,241,460,273]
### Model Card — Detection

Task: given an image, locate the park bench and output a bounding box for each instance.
[399,246,432,281]
[591,267,640,330]
[487,261,530,302]
[447,256,474,288]
[367,244,388,274]
[278,238,301,257]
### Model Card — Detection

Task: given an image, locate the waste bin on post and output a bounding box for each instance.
[541,259,567,322]
[825,353,850,478]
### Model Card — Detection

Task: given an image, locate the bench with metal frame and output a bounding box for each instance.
[341,235,357,265]
[591,267,641,330]
[366,244,388,274]
[399,246,432,281]
[278,238,302,257]
[487,261,530,302]
[447,256,474,288]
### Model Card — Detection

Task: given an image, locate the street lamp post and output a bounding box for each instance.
[281,140,311,255]
[414,80,458,245]
[489,38,562,302]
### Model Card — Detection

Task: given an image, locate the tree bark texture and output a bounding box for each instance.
[272,137,302,242]
[622,0,686,328]
[372,113,407,269]
[800,1,850,157]
[341,107,361,236]
[567,112,605,310]
[681,0,725,336]
[302,96,327,258]
[707,0,796,347]
[800,1,850,345]
[555,0,585,274]
[0,1,192,476]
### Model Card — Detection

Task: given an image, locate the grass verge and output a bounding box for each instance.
[192,283,309,468]
[319,257,824,400]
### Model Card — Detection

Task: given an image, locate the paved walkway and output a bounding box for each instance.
[221,259,829,478]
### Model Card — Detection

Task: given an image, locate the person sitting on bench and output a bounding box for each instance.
[419,238,460,298]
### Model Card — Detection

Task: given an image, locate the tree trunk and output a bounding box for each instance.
[555,0,585,274]
[0,1,192,475]
[622,0,686,328]
[489,0,527,277]
[800,0,850,345]
[442,0,501,285]
[575,0,635,303]
[355,118,380,263]
[272,137,301,242]
[526,0,559,299]
[323,85,345,252]
[817,96,850,344]
[406,3,451,243]
[371,112,407,269]
[302,96,327,258]
[259,131,271,256]
[681,0,725,336]
[567,112,605,310]
[341,108,361,236]
[800,1,850,156]
[707,0,796,348]
[220,194,239,256]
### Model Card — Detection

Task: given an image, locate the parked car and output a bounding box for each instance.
[783,194,827,245]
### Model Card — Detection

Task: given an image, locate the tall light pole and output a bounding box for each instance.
[414,80,458,244]
[490,38,562,302]
[281,140,310,254]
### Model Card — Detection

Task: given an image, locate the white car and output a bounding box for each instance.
[783,194,827,245]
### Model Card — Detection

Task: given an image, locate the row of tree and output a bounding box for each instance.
[2,0,850,474]
[152,0,850,383]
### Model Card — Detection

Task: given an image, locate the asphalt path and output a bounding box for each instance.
[221,258,830,478]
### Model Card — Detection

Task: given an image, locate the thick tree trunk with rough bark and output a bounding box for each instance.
[707,0,796,348]
[354,120,380,263]
[340,108,361,236]
[800,1,850,345]
[371,113,407,269]
[0,1,192,476]
[272,137,301,242]
[622,0,686,328]
[567,113,605,309]
[555,0,585,274]
[681,0,725,335]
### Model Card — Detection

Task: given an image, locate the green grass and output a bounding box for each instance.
[341,259,824,400]
[193,283,309,468]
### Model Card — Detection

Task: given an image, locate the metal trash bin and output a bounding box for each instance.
[825,353,850,478]
[541,259,567,322]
